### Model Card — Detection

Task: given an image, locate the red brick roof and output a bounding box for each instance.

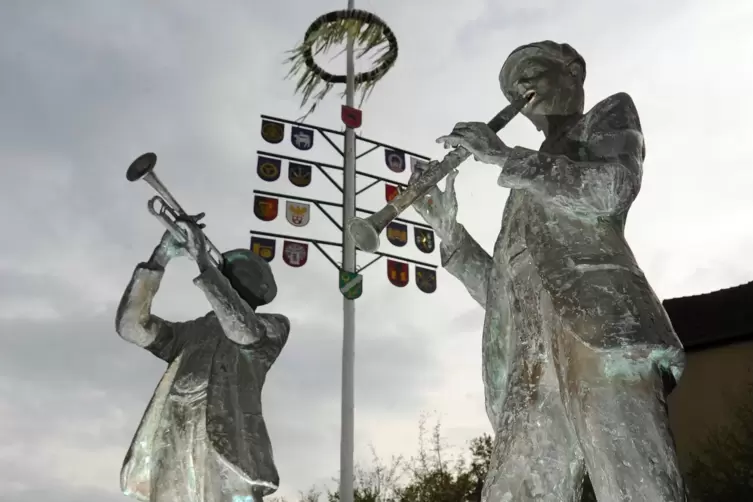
[662,281,753,350]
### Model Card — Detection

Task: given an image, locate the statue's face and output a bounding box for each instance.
[500,48,585,131]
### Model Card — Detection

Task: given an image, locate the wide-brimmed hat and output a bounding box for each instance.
[221,248,278,305]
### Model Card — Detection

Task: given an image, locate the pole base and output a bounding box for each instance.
[347,217,380,253]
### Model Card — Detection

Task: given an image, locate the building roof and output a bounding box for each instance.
[662,280,753,350]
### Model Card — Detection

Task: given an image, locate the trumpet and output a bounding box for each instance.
[346,94,531,253]
[126,152,223,267]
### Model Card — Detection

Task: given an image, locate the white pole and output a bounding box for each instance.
[339,0,357,501]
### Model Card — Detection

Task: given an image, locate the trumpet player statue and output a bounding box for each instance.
[115,217,290,502]
[410,41,686,501]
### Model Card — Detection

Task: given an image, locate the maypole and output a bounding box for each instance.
[341,1,358,500]
[285,6,398,502]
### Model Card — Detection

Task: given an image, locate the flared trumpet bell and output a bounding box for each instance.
[126,152,224,267]
[347,216,382,253]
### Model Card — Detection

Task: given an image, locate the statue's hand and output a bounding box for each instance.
[176,217,212,272]
[152,230,189,266]
[436,121,511,165]
[151,212,206,266]
[408,161,460,243]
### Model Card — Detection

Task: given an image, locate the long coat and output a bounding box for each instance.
[440,92,685,430]
[116,264,290,500]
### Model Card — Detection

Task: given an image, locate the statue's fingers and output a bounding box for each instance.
[452,122,476,134]
[427,185,445,200]
[436,135,460,149]
[414,188,435,208]
[445,169,459,195]
[411,199,428,219]
[441,175,459,212]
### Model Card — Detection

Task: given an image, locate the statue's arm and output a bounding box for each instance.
[259,313,291,348]
[255,313,292,364]
[440,224,492,309]
[192,265,279,346]
[496,93,644,217]
[115,262,182,362]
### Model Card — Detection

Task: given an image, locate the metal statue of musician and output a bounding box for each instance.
[116,218,289,502]
[410,41,686,501]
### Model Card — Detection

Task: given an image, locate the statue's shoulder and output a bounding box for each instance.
[257,313,290,352]
[259,313,291,334]
[591,92,637,114]
[589,92,641,132]
[197,311,217,326]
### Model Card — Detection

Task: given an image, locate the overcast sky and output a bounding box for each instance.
[1,0,752,500]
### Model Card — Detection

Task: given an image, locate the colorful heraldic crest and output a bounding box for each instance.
[387,259,409,287]
[253,195,279,221]
[257,156,282,182]
[282,240,308,267]
[288,162,312,187]
[291,126,314,151]
[384,148,405,173]
[261,119,285,144]
[341,105,362,129]
[339,269,363,300]
[386,222,408,247]
[415,266,437,294]
[285,201,311,227]
[250,236,276,262]
[414,227,435,254]
[385,183,399,202]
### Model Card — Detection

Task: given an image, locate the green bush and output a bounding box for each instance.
[270,418,596,502]
[685,384,753,502]
[273,389,753,502]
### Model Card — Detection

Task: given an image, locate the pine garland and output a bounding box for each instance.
[285,10,398,120]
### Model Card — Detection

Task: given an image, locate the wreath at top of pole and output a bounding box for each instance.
[285,9,398,120]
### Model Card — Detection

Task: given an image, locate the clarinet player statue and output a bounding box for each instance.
[117,154,290,502]
[409,41,687,501]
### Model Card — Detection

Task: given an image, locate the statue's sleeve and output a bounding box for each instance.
[498,93,644,217]
[257,313,291,363]
[259,313,290,348]
[115,263,184,362]
[439,223,492,309]
[192,265,272,346]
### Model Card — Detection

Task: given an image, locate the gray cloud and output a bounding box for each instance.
[2,0,753,500]
[1,483,124,502]
[0,286,445,498]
